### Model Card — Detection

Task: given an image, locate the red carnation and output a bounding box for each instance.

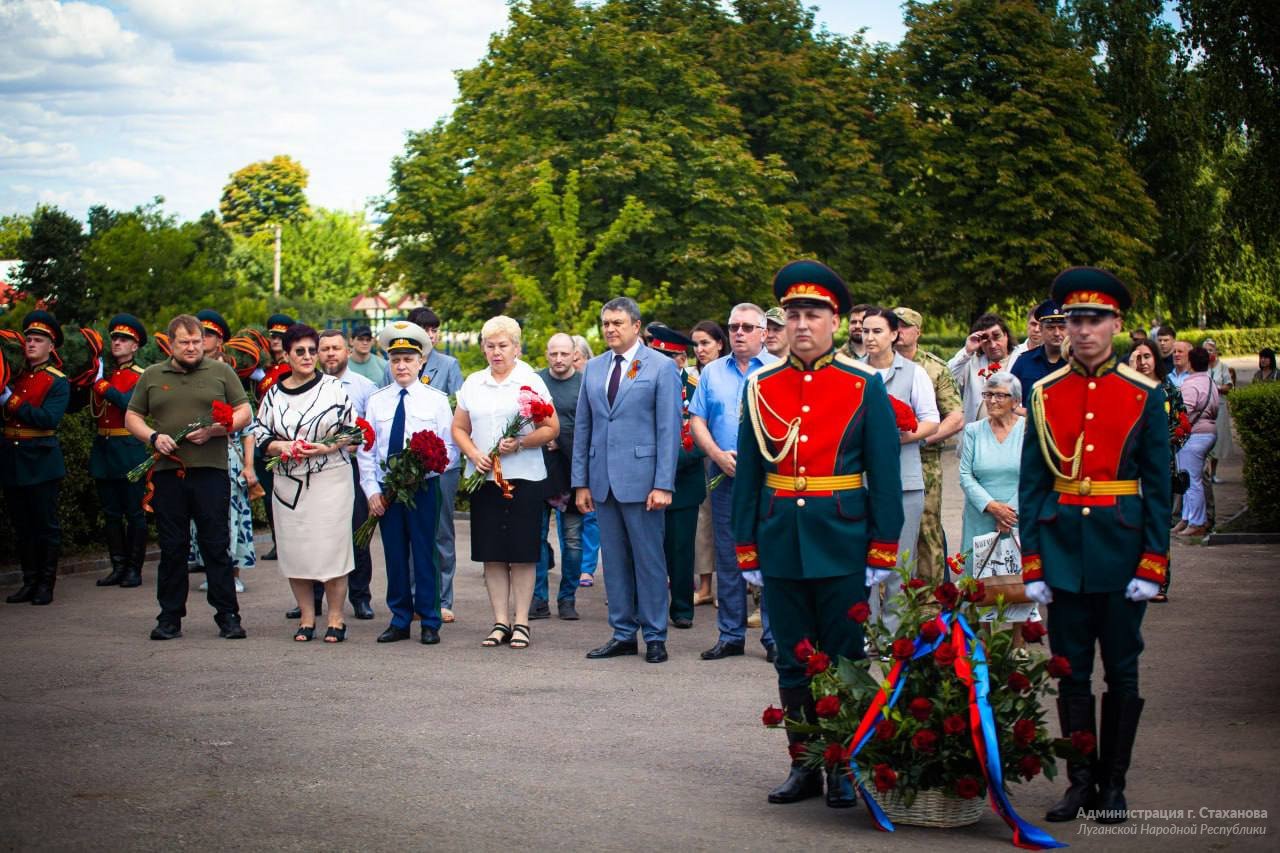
[911,730,939,753]
[681,423,694,452]
[888,395,918,432]
[211,400,235,430]
[1070,730,1097,755]
[934,582,960,609]
[847,601,871,623]
[815,695,842,719]
[1013,718,1038,747]
[805,651,831,676]
[355,417,376,452]
[919,620,942,643]
[934,643,958,666]
[945,552,966,574]
[874,718,897,741]
[873,763,898,792]
[891,638,915,660]
[822,741,850,768]
[964,581,986,602]
[907,697,933,722]
[1047,656,1073,679]
[1007,672,1032,694]
[788,741,807,761]
[1018,754,1042,780]
[1020,621,1047,643]
[954,777,982,799]
[793,638,815,663]
[943,714,967,736]
[762,705,785,727]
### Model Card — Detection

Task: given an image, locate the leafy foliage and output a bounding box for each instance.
[15,206,89,322]
[1228,381,1280,530]
[219,154,311,238]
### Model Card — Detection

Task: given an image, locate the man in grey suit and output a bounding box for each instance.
[573,297,682,663]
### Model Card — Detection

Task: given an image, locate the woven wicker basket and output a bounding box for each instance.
[873,788,985,828]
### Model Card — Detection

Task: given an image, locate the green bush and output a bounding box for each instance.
[1229,381,1280,531]
[1176,328,1279,357]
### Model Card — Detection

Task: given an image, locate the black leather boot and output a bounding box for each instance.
[31,544,57,606]
[826,766,857,808]
[1046,694,1098,821]
[120,524,146,588]
[1094,693,1143,824]
[768,686,824,804]
[97,523,128,586]
[6,540,39,603]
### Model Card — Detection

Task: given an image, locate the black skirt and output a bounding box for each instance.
[469,479,545,563]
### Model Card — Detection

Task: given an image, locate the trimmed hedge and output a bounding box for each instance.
[1229,381,1280,531]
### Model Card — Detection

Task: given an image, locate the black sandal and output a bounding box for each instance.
[510,623,531,649]
[324,624,347,643]
[294,625,315,642]
[482,622,512,647]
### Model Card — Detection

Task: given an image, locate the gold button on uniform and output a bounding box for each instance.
[1082,507,1091,517]
[798,466,806,474]
[1088,381,1097,390]
[1086,444,1094,452]
[1085,412,1095,420]
[796,498,806,508]
[801,405,810,413]
[804,375,812,383]
[800,435,808,442]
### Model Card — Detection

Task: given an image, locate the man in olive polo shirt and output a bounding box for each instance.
[126,314,253,640]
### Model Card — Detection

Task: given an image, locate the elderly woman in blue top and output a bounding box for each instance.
[958,371,1026,566]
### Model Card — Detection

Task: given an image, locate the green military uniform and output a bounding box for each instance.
[1020,267,1171,824]
[90,313,151,588]
[657,330,706,625]
[2,311,70,605]
[732,260,904,807]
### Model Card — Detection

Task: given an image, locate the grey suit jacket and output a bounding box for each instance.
[571,345,681,503]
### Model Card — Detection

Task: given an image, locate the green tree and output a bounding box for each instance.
[0,213,32,258]
[16,205,89,321]
[228,209,377,303]
[219,155,311,238]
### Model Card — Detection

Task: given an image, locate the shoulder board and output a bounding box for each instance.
[130,364,145,374]
[43,365,66,379]
[922,350,948,366]
[687,373,698,387]
[1115,362,1158,390]
[833,351,876,376]
[369,383,399,398]
[1032,363,1071,392]
[420,383,448,398]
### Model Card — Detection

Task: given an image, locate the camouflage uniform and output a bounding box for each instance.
[910,349,962,585]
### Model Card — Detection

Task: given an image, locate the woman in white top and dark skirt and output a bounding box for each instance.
[252,324,357,643]
[453,316,559,650]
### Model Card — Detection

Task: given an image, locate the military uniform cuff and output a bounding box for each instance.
[1022,554,1044,582]
[735,544,759,570]
[866,540,898,568]
[4,394,22,415]
[1134,552,1168,584]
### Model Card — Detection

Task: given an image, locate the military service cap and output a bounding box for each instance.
[772,260,852,316]
[378,321,430,355]
[648,324,695,356]
[1050,267,1131,316]
[196,309,230,340]
[267,313,296,336]
[1033,299,1067,324]
[764,307,786,328]
[108,313,148,346]
[23,310,63,347]
[893,307,923,329]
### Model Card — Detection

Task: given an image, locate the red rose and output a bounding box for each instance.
[874,718,897,741]
[1013,718,1037,747]
[1007,672,1032,693]
[891,638,915,660]
[954,776,982,799]
[680,423,694,452]
[793,638,815,663]
[943,714,967,736]
[934,582,960,609]
[1018,754,1042,780]
[1070,730,1097,755]
[873,763,898,792]
[805,651,831,676]
[907,578,927,590]
[788,741,807,761]
[888,395,918,432]
[964,581,986,602]
[1020,621,1047,643]
[355,417,376,452]
[1047,656,1073,679]
[822,741,850,767]
[815,695,841,719]
[919,621,942,643]
[911,730,939,753]
[408,430,450,473]
[847,601,871,623]
[211,400,235,430]
[934,643,957,666]
[761,705,785,727]
[907,697,932,722]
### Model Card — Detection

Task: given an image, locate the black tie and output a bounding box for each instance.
[607,353,624,406]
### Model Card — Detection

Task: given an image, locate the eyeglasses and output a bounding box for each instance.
[727,323,763,333]
[291,347,318,356]
[981,391,1013,400]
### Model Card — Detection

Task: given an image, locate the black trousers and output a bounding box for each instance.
[1048,588,1146,699]
[152,467,237,625]
[4,479,61,579]
[96,477,146,529]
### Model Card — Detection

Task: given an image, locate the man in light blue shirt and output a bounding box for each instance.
[1168,340,1191,388]
[689,303,778,662]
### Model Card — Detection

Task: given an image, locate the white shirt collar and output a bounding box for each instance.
[611,339,643,365]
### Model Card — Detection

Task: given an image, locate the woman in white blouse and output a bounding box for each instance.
[252,324,357,643]
[452,316,559,650]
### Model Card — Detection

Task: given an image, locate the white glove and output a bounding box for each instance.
[250,367,266,382]
[1025,581,1053,605]
[1124,578,1160,602]
[0,387,11,405]
[95,359,105,381]
[866,567,895,587]
[741,570,762,587]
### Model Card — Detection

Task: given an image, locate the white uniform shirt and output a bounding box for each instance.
[357,379,457,498]
[455,359,551,483]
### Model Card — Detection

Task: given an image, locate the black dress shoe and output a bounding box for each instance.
[671,616,693,629]
[586,638,638,659]
[261,546,277,561]
[701,640,745,660]
[768,765,824,804]
[149,623,182,641]
[557,601,579,620]
[420,625,440,645]
[645,641,668,663]
[529,598,551,620]
[826,769,856,808]
[765,644,777,663]
[218,615,247,639]
[377,625,411,643]
[6,584,37,604]
[353,600,375,620]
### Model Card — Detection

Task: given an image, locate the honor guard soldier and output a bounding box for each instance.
[1020,267,1170,826]
[2,311,71,605]
[648,324,706,629]
[90,314,150,588]
[732,261,904,807]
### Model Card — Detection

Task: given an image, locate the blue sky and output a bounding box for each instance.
[0,1,907,223]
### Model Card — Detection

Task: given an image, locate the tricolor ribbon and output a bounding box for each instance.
[844,612,1066,849]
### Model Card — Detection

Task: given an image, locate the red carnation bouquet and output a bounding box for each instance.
[888,395,918,433]
[977,360,1003,380]
[127,400,236,483]
[353,428,450,547]
[266,417,374,471]
[459,385,555,498]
